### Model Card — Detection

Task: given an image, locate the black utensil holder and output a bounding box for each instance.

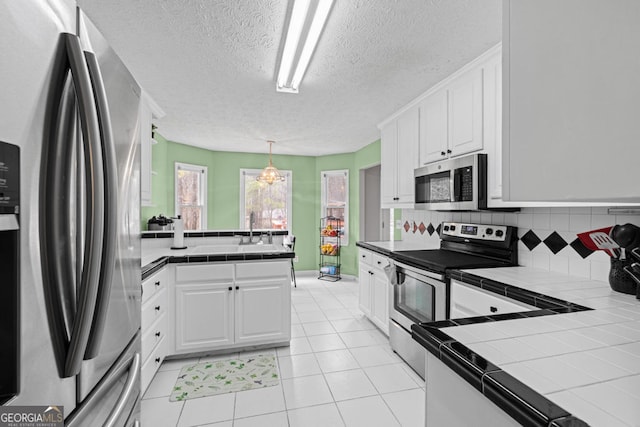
[609,257,638,295]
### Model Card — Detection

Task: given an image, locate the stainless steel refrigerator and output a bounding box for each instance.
[1,1,142,425]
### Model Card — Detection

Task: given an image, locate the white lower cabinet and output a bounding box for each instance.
[171,260,291,355]
[174,282,234,353]
[449,279,536,319]
[141,267,169,394]
[235,279,289,345]
[358,248,390,335]
[426,352,519,426]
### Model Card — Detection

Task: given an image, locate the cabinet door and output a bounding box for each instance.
[370,270,389,335]
[235,279,290,345]
[380,121,398,206]
[482,51,503,203]
[503,0,640,203]
[358,264,371,316]
[419,89,449,165]
[396,107,420,203]
[448,67,483,157]
[174,283,234,353]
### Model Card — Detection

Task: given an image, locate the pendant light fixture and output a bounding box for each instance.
[256,140,286,185]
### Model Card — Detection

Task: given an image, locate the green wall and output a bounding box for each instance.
[143,135,381,275]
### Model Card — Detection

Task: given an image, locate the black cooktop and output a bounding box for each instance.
[392,249,514,273]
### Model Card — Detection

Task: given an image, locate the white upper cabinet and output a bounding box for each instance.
[448,67,483,158]
[503,0,640,203]
[418,67,484,166]
[380,106,419,208]
[419,89,448,165]
[481,49,504,206]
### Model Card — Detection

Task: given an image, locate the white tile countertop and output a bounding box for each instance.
[444,267,640,427]
[357,240,438,254]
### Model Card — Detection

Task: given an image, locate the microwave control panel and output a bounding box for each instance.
[441,222,507,242]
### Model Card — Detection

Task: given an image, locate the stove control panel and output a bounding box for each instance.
[441,222,508,242]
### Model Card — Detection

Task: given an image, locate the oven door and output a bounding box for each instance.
[390,262,447,331]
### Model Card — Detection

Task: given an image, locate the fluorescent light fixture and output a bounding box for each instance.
[276,0,334,93]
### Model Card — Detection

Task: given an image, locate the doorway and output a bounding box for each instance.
[359,164,389,242]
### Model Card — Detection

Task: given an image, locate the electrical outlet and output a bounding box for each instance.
[294,256,299,263]
[395,220,403,229]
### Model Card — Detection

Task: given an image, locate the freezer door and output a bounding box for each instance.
[77,10,142,401]
[0,0,78,414]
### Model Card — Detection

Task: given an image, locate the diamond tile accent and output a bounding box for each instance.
[543,231,568,254]
[427,223,435,236]
[412,221,418,234]
[521,230,542,251]
[436,224,442,236]
[418,222,426,235]
[570,238,595,259]
[403,221,410,233]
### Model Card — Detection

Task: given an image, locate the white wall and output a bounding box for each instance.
[398,207,640,282]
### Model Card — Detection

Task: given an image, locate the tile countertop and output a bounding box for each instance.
[141,244,293,279]
[416,267,640,427]
[356,240,438,255]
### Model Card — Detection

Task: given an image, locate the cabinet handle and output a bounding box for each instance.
[377,261,381,265]
[447,149,452,154]
[441,151,446,156]
[155,305,160,311]
[362,255,365,258]
[235,286,239,290]
[490,306,498,313]
[155,357,160,364]
[155,281,160,287]
[228,286,233,291]
[393,197,399,201]
[155,331,161,337]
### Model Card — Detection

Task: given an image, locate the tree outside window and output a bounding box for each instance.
[240,169,292,230]
[175,162,207,230]
[321,170,349,245]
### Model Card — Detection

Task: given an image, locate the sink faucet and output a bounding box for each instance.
[249,211,255,244]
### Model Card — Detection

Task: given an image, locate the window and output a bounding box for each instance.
[175,162,207,230]
[240,169,292,230]
[321,170,349,245]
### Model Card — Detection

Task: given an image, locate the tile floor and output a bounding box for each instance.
[141,274,425,426]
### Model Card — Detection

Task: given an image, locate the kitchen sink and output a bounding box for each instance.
[237,244,283,252]
[189,245,240,254]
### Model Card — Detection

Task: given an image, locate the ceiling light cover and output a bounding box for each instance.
[276,0,334,93]
[256,141,286,185]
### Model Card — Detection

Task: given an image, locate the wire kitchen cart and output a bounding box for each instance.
[319,216,342,281]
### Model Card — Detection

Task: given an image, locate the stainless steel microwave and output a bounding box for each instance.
[414,153,488,211]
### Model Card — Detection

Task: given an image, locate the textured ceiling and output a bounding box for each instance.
[77,0,501,156]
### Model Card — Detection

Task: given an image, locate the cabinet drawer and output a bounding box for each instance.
[450,280,535,318]
[142,267,166,304]
[176,263,234,283]
[141,336,166,395]
[371,253,389,270]
[142,287,167,332]
[142,313,167,362]
[359,249,372,266]
[236,261,288,280]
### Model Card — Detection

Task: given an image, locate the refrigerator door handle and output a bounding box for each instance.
[103,353,141,427]
[40,33,103,378]
[65,337,141,427]
[62,32,105,377]
[82,51,118,360]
